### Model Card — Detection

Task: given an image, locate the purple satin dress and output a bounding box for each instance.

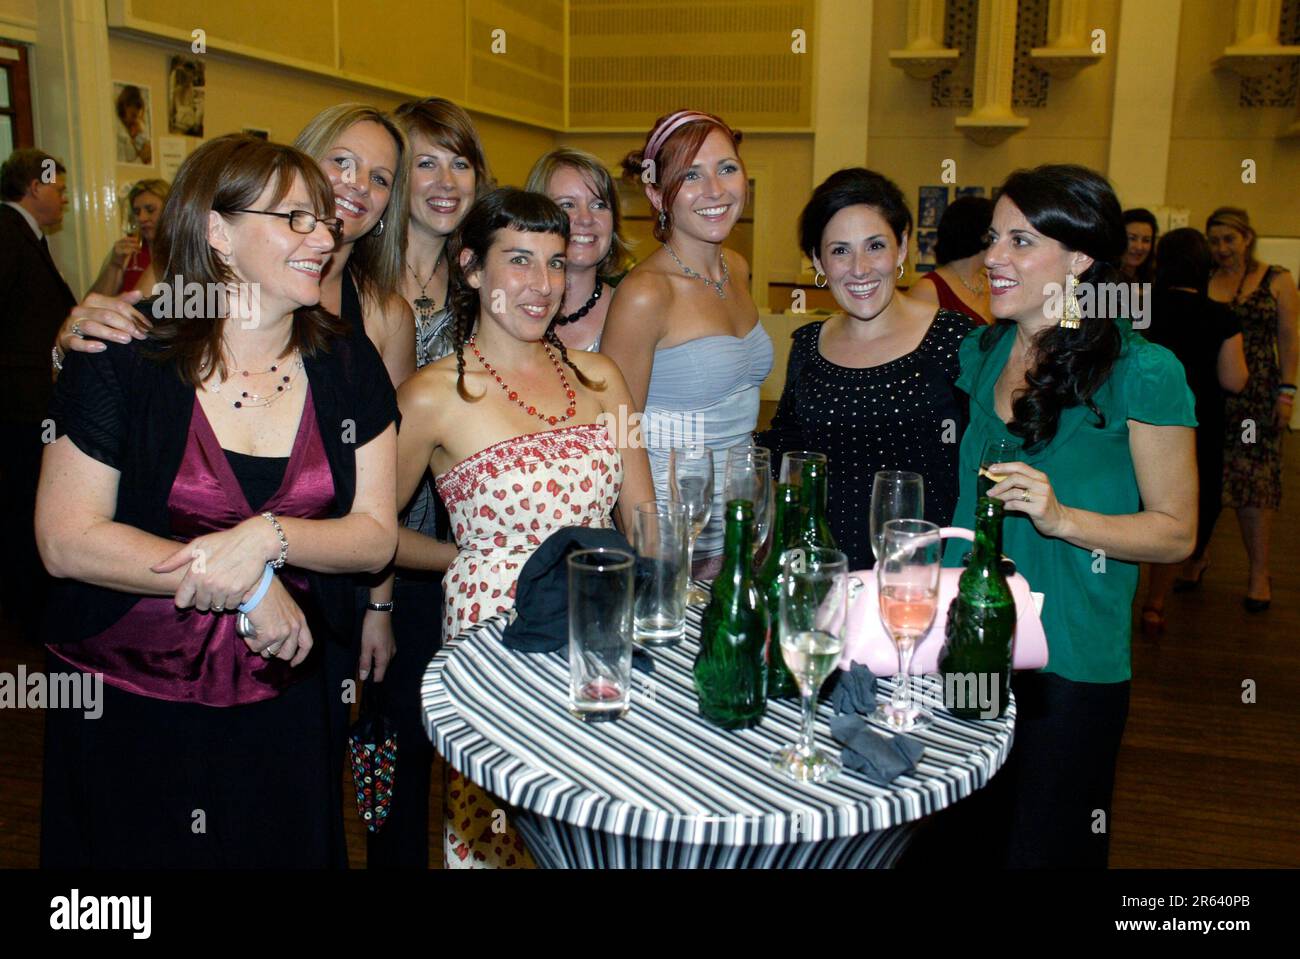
[50,388,337,706]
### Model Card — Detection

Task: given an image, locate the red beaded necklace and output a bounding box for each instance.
[469,334,578,426]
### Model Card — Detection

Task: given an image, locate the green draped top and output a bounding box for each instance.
[944,323,1196,684]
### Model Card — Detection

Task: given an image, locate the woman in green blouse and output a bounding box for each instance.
[946,165,1197,868]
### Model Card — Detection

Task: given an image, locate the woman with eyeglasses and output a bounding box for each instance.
[35,134,398,868]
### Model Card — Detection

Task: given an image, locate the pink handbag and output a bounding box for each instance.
[838,527,1049,676]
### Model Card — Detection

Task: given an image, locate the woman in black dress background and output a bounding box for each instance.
[1140,228,1248,631]
[759,168,976,569]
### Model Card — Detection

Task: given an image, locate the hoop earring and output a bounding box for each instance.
[814,270,827,289]
[372,217,385,237]
[1060,272,1082,329]
[897,263,905,280]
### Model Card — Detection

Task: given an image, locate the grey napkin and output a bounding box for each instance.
[829,714,927,785]
[828,663,878,716]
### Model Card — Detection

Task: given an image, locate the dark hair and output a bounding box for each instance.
[621,110,743,243]
[1154,228,1213,295]
[1122,207,1158,282]
[981,164,1126,452]
[446,187,603,401]
[150,134,346,386]
[392,97,495,200]
[1,148,65,201]
[935,196,993,265]
[799,168,911,261]
[115,85,145,122]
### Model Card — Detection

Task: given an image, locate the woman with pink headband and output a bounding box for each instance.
[602,110,773,575]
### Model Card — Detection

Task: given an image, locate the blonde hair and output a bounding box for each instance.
[1206,206,1258,273]
[127,178,170,214]
[526,148,631,277]
[294,104,411,309]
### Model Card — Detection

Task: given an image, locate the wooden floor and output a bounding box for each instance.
[3,445,1296,869]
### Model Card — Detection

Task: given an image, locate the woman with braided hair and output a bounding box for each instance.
[390,187,652,867]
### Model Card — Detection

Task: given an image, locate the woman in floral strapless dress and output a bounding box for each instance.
[389,187,652,869]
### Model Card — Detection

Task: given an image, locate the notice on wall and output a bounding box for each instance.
[159,136,187,182]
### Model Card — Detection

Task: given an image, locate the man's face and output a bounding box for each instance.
[29,172,68,229]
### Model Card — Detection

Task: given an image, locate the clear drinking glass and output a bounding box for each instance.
[631,501,689,646]
[873,519,942,732]
[567,548,635,722]
[770,547,852,784]
[724,445,773,559]
[778,450,827,491]
[123,219,141,274]
[669,445,714,605]
[978,439,1021,500]
[869,470,925,563]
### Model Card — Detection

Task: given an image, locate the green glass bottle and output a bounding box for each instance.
[757,483,803,699]
[939,497,1016,720]
[798,458,837,551]
[694,499,769,729]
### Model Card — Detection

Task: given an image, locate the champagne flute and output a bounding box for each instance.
[869,470,925,564]
[978,439,1020,500]
[724,445,772,559]
[873,519,941,732]
[669,445,714,605]
[770,547,851,784]
[122,219,141,275]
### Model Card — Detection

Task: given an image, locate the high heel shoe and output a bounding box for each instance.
[1243,577,1271,613]
[1173,559,1210,593]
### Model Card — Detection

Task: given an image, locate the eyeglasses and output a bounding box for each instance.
[231,209,344,243]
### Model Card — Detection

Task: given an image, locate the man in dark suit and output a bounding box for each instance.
[0,148,75,636]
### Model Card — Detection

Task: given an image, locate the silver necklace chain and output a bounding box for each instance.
[663,243,729,299]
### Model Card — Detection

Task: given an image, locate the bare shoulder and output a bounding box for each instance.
[564,347,623,382]
[373,290,415,335]
[609,262,673,311]
[398,354,457,413]
[722,247,751,284]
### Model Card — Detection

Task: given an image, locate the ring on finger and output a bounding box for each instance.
[265,641,284,656]
[71,321,83,338]
[1021,491,1031,502]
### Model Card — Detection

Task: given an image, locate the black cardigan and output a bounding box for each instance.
[44,314,398,649]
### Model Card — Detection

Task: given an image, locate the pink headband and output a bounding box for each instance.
[644,110,725,166]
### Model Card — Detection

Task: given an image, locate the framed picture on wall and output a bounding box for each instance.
[956,185,986,198]
[918,186,948,229]
[112,82,153,166]
[916,229,938,272]
[168,56,205,137]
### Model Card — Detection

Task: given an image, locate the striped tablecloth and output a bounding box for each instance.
[422,596,1015,868]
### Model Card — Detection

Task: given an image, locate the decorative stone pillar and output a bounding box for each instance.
[889,0,959,79]
[1214,0,1300,79]
[954,0,1028,145]
[1030,0,1102,78]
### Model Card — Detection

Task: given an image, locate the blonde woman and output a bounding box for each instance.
[525,147,632,352]
[90,178,169,296]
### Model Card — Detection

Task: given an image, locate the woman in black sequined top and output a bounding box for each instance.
[758,169,977,569]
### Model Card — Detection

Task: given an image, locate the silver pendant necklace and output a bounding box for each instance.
[663,243,729,299]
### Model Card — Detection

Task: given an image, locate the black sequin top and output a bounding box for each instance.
[757,309,976,570]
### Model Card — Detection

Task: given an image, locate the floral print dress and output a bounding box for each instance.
[435,423,623,868]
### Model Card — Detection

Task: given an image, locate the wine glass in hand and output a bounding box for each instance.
[873,519,941,732]
[669,445,714,605]
[978,439,1020,501]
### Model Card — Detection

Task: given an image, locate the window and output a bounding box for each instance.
[0,41,34,158]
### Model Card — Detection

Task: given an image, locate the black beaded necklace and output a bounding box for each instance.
[554,277,603,326]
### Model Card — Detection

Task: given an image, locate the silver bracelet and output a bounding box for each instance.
[51,346,63,373]
[262,511,289,569]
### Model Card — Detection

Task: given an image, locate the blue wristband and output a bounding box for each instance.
[238,563,275,614]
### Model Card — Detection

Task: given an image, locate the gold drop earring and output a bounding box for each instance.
[1060,272,1082,329]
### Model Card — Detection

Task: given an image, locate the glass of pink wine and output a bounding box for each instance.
[873,519,942,732]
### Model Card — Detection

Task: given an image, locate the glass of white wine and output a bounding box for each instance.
[873,519,941,732]
[770,547,851,784]
[669,445,714,605]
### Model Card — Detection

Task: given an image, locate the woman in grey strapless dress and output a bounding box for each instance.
[602,110,773,575]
